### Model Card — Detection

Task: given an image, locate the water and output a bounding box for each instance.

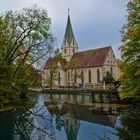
[0,93,125,140]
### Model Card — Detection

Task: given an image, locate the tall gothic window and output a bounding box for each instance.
[74,71,77,83]
[110,67,113,76]
[88,70,91,83]
[68,71,70,81]
[81,70,84,83]
[97,69,100,83]
[58,72,60,85]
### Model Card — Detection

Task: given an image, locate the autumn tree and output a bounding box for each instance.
[0,6,54,101]
[46,50,61,89]
[67,60,81,88]
[120,0,140,99]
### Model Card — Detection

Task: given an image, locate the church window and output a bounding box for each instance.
[110,67,113,76]
[58,72,60,85]
[74,71,77,83]
[68,71,70,81]
[97,69,100,83]
[64,49,66,53]
[88,70,91,83]
[73,40,75,45]
[81,70,84,83]
[73,49,75,53]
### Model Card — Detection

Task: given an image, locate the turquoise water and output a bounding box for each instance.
[0,94,123,140]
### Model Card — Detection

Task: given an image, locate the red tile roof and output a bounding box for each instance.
[67,46,111,69]
[44,46,111,70]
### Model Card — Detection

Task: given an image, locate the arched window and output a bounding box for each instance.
[97,69,100,83]
[81,70,84,83]
[110,67,113,76]
[64,49,66,53]
[58,72,60,85]
[74,71,77,83]
[88,70,91,83]
[68,71,70,81]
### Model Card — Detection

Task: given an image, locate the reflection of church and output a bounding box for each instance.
[63,113,80,140]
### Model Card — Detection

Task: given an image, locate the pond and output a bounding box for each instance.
[0,93,127,140]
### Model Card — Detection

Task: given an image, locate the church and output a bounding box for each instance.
[42,14,120,88]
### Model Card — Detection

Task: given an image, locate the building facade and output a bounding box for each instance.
[42,14,120,88]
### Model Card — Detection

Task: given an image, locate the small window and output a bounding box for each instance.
[64,49,66,53]
[73,49,75,53]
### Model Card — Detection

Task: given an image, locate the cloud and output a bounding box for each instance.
[0,0,129,58]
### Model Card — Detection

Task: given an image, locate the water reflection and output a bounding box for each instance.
[0,94,126,140]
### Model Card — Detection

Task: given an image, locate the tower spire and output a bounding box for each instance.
[61,11,78,61]
[64,12,74,46]
[68,8,70,15]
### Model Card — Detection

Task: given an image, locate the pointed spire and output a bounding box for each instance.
[64,11,75,46]
[68,8,70,15]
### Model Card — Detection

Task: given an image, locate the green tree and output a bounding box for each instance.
[47,52,61,89]
[120,0,140,99]
[0,6,54,101]
[103,71,114,84]
[117,107,140,140]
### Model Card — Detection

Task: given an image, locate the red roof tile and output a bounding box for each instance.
[67,46,111,69]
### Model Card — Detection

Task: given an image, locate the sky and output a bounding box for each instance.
[0,0,130,58]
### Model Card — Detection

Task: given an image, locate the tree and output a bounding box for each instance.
[103,71,114,84]
[119,0,140,99]
[46,52,61,89]
[0,6,54,101]
[67,60,81,88]
[117,107,140,140]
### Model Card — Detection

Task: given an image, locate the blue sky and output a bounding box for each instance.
[0,0,129,58]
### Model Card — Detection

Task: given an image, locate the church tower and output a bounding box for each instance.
[61,12,78,61]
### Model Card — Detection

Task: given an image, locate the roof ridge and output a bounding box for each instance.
[74,46,111,54]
